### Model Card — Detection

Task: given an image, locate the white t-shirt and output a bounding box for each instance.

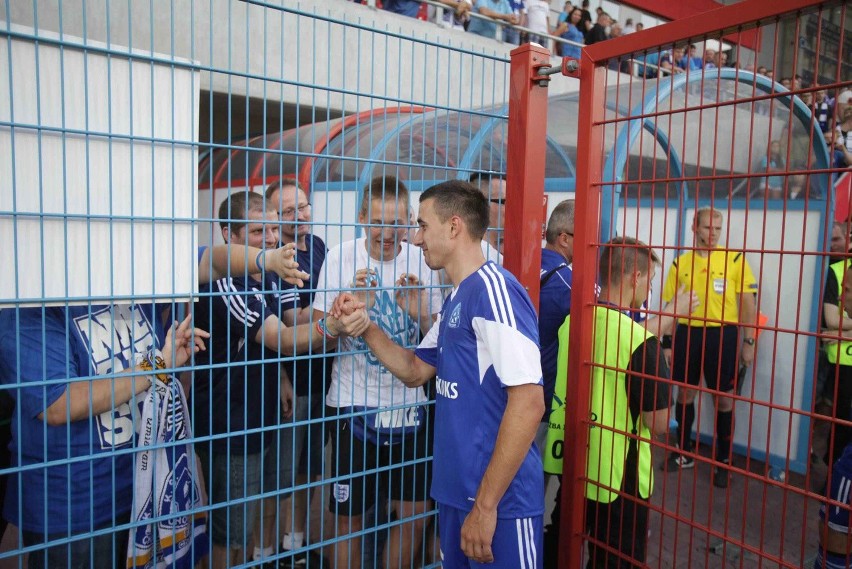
[526,0,550,35]
[313,238,444,409]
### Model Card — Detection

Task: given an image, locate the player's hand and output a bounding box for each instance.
[663,348,672,368]
[328,308,371,338]
[162,315,209,370]
[395,273,429,320]
[331,292,367,318]
[265,243,310,287]
[460,503,497,564]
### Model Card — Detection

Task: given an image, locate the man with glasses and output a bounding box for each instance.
[255,178,329,567]
[470,172,506,262]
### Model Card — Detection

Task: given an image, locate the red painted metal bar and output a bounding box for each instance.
[559,50,607,569]
[504,43,551,309]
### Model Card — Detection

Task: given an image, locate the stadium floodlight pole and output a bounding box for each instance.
[504,43,551,310]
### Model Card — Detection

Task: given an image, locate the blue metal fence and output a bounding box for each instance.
[0,2,559,567]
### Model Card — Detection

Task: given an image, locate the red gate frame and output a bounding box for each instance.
[504,1,826,568]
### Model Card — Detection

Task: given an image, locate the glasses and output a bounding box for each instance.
[489,198,506,205]
[562,231,574,238]
[279,203,311,218]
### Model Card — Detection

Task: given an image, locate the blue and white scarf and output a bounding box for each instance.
[127,376,208,568]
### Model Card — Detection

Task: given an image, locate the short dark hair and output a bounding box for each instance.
[545,199,575,244]
[218,191,266,237]
[360,175,409,215]
[598,236,660,287]
[264,176,300,201]
[420,180,490,240]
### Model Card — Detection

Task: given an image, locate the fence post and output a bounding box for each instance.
[559,49,606,569]
[505,43,551,310]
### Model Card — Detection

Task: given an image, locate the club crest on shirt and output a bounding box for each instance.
[448,303,461,329]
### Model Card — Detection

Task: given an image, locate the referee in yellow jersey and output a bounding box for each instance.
[661,207,758,488]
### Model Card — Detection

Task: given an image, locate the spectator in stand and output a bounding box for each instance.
[503,0,525,45]
[814,88,834,133]
[554,6,584,58]
[703,46,717,70]
[781,77,793,90]
[716,50,729,68]
[314,176,442,569]
[437,0,472,30]
[766,69,775,81]
[801,91,814,108]
[252,178,332,566]
[467,0,517,41]
[826,129,852,172]
[381,0,422,17]
[585,11,610,46]
[672,46,687,72]
[636,22,644,32]
[837,105,852,153]
[757,65,768,75]
[681,44,704,71]
[837,89,852,121]
[525,0,551,45]
[578,0,592,35]
[623,17,635,34]
[660,48,684,75]
[556,1,572,24]
[193,193,370,569]
[609,22,623,40]
[759,140,786,199]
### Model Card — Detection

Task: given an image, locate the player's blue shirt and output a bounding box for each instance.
[0,304,163,534]
[415,262,545,518]
[817,442,852,569]
[538,249,572,420]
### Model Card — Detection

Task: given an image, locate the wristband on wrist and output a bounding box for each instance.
[255,250,266,273]
[316,318,339,340]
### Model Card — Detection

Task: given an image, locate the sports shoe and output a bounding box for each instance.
[713,461,730,488]
[664,452,694,470]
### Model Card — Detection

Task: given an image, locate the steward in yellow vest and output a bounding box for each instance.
[822,260,852,467]
[545,237,671,568]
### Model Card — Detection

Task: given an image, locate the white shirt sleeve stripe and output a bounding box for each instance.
[216,279,259,326]
[478,271,504,325]
[481,264,517,329]
[489,265,517,328]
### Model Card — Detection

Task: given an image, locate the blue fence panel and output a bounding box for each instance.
[0,2,572,567]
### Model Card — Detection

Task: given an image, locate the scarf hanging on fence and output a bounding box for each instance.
[127,375,208,569]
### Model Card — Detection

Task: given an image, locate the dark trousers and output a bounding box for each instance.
[22,515,130,569]
[826,362,852,467]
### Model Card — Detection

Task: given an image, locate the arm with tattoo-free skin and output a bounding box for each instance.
[198,243,310,287]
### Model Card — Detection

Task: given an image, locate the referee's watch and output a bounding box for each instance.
[743,338,755,346]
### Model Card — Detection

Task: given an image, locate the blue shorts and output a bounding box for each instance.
[438,503,542,569]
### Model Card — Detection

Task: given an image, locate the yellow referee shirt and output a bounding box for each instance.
[662,247,758,327]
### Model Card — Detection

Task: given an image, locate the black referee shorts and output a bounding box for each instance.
[671,324,739,393]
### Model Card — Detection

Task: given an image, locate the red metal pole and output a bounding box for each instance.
[559,50,606,569]
[505,43,551,310]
